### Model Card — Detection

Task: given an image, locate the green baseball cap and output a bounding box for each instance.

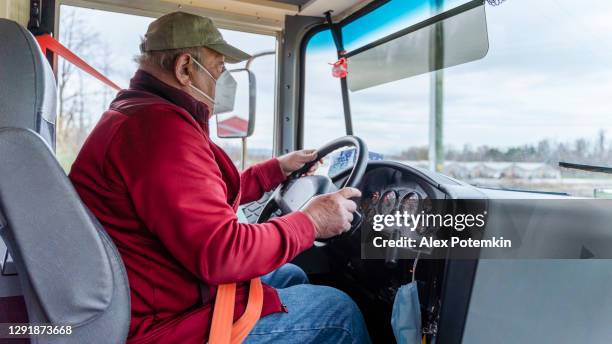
[142,11,251,64]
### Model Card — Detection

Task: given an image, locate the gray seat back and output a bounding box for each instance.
[0,19,130,343]
[0,19,57,150]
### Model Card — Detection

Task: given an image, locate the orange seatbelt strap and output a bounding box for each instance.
[35,34,122,91]
[209,278,264,344]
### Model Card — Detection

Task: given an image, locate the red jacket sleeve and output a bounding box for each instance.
[107,106,315,285]
[239,158,286,205]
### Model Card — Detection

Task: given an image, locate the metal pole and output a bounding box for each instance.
[236,50,274,170]
[429,0,445,172]
[241,137,247,171]
[429,70,444,172]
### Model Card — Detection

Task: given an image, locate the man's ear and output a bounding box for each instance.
[174,53,192,86]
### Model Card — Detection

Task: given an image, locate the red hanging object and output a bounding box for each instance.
[36,34,122,91]
[331,57,348,78]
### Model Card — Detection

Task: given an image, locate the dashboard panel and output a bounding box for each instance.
[246,159,603,343]
[333,161,452,243]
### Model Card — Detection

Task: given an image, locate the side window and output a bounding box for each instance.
[302,30,346,149]
[57,6,151,171]
[57,5,275,172]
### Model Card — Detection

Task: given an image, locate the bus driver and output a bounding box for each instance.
[69,11,371,344]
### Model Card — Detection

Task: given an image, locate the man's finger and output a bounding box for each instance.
[342,199,357,213]
[300,150,318,161]
[338,187,362,199]
[300,149,317,156]
[346,211,354,223]
[307,162,319,173]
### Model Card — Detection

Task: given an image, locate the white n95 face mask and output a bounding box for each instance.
[211,70,237,114]
[189,56,237,115]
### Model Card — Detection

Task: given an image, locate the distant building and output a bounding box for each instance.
[500,164,527,179]
[531,164,561,179]
[217,115,248,137]
[443,162,471,179]
[500,163,561,179]
[472,163,499,178]
[392,160,560,180]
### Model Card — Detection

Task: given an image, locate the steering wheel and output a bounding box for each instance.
[257,136,369,242]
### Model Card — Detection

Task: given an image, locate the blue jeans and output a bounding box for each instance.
[244,264,372,344]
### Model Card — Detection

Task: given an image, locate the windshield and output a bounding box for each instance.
[303,0,612,197]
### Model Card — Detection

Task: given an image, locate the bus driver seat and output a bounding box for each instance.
[0,18,130,343]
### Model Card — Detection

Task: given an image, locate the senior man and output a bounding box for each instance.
[69,11,370,344]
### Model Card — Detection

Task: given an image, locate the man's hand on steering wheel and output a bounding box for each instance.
[302,187,362,239]
[277,149,322,177]
[258,136,368,243]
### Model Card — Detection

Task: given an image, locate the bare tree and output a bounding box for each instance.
[56,8,113,170]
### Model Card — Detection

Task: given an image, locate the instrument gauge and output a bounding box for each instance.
[362,191,381,212]
[422,197,433,213]
[400,192,421,215]
[370,191,381,204]
[378,190,398,214]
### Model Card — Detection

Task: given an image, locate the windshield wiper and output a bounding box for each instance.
[559,161,612,174]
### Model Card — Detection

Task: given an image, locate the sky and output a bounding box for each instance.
[58,0,612,161]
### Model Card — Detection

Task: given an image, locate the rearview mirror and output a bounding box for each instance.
[216,69,256,138]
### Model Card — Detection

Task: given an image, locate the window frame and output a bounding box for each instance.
[297,0,392,149]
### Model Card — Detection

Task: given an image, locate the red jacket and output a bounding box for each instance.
[69,70,315,343]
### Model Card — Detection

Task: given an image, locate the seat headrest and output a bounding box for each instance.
[0,19,57,150]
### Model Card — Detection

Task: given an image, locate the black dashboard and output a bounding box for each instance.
[242,159,601,343]
[358,164,445,222]
[330,161,488,259]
